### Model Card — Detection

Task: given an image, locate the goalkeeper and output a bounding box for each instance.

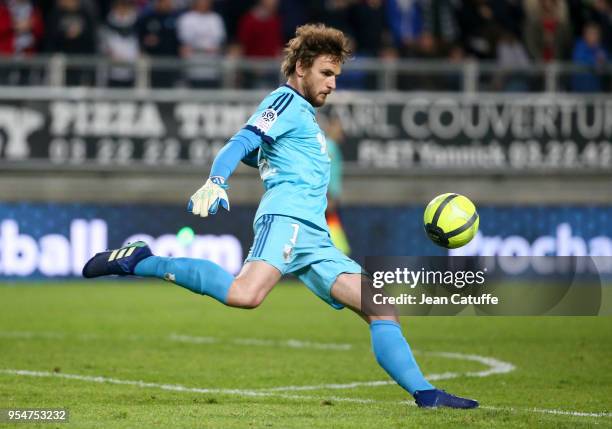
[83,24,477,409]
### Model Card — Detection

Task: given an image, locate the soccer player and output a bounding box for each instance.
[83,24,478,409]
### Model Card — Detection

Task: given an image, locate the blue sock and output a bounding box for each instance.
[370,320,434,395]
[134,256,233,304]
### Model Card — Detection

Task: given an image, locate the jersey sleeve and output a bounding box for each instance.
[244,91,297,143]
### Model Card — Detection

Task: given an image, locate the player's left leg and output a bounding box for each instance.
[83,215,290,308]
[330,273,479,409]
[82,240,236,303]
[82,241,282,308]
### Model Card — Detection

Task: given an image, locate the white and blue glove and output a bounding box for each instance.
[188,177,230,218]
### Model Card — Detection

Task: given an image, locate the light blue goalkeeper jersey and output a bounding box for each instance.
[244,84,330,231]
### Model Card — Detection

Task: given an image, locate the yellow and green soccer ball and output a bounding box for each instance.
[423,193,479,249]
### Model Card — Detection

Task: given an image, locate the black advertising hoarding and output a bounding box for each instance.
[338,95,612,170]
[0,90,610,170]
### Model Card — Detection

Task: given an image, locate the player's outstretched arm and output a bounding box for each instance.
[188,128,262,218]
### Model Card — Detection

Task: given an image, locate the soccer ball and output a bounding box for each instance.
[423,193,479,249]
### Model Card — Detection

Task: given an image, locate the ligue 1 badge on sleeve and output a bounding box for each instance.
[254,109,278,133]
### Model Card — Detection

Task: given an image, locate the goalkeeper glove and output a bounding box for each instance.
[187,176,230,218]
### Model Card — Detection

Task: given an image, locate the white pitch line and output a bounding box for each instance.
[479,405,612,418]
[0,369,377,404]
[425,351,516,379]
[1,333,608,418]
[0,331,353,351]
[0,331,511,390]
[1,369,610,419]
[169,334,353,350]
[168,334,217,344]
[258,351,516,392]
[234,338,352,351]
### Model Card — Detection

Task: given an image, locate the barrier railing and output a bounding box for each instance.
[0,55,610,93]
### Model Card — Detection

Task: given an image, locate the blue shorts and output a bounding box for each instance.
[245,214,363,309]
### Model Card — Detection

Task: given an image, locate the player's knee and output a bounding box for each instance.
[238,291,265,309]
[233,284,266,309]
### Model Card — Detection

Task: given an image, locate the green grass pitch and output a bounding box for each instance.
[0,281,611,428]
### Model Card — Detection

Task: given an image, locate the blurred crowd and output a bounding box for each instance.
[0,0,610,91]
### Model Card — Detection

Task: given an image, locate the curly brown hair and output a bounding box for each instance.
[281,24,352,78]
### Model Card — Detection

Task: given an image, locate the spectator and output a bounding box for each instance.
[172,0,192,11]
[136,0,179,87]
[457,0,499,60]
[350,0,390,57]
[0,0,44,84]
[571,22,608,92]
[214,0,255,43]
[523,0,573,62]
[177,0,226,88]
[385,0,426,90]
[590,0,612,52]
[495,31,531,91]
[421,0,460,56]
[45,0,96,54]
[236,0,283,88]
[0,0,44,55]
[319,0,353,37]
[278,0,311,42]
[333,0,391,89]
[386,0,423,57]
[489,0,524,39]
[100,0,139,87]
[128,0,150,12]
[566,0,589,41]
[45,0,97,86]
[445,43,465,90]
[94,0,114,21]
[237,0,283,58]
